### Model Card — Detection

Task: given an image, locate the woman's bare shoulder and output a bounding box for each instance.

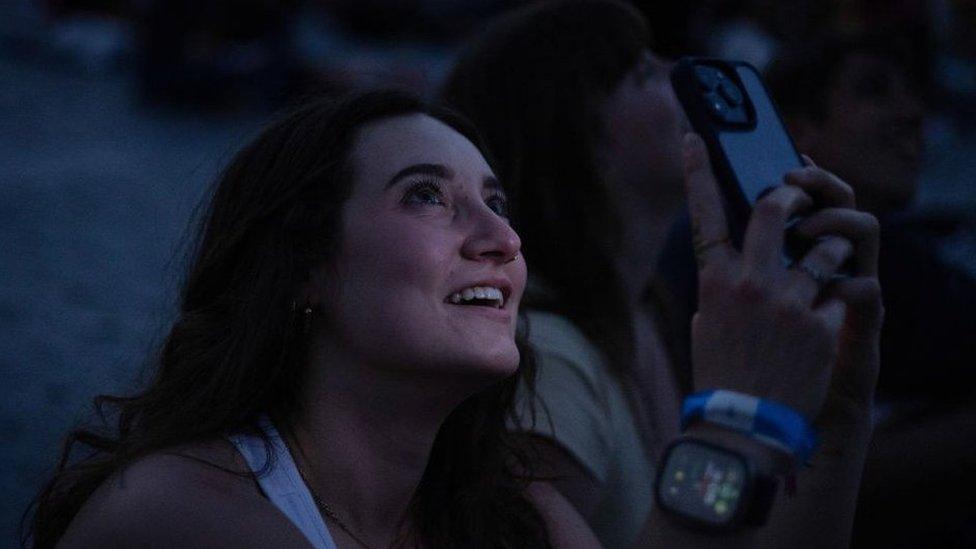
[57,438,312,548]
[526,481,603,549]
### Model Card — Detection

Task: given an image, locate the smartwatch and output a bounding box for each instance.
[655,437,778,531]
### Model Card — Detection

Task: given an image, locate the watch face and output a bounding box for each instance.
[658,440,748,527]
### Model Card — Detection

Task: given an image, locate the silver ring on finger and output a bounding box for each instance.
[798,263,831,290]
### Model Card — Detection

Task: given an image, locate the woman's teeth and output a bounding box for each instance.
[448,286,505,308]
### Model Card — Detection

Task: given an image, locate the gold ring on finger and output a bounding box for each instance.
[693,236,731,260]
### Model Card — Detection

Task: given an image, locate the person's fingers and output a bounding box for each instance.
[801,154,817,167]
[829,276,882,307]
[824,277,883,405]
[741,185,813,270]
[794,208,880,277]
[826,277,885,335]
[814,297,847,342]
[791,236,855,304]
[682,132,734,268]
[784,167,856,208]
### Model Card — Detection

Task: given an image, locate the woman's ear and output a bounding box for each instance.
[295,268,329,335]
[301,262,341,313]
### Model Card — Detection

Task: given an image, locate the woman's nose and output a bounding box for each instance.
[460,204,521,264]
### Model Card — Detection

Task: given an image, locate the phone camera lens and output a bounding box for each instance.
[695,66,721,90]
[705,92,727,117]
[718,80,744,106]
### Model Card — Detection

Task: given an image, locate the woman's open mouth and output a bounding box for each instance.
[446,285,506,309]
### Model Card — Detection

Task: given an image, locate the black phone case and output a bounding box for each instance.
[670,57,805,253]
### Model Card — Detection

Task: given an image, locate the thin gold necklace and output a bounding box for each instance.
[282,434,374,549]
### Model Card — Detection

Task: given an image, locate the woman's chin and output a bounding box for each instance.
[445,346,522,385]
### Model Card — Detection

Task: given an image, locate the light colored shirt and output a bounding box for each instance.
[228,416,338,549]
[512,310,655,549]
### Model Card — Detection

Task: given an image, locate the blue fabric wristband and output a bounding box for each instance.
[681,390,818,463]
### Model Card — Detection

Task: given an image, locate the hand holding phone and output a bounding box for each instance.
[672,58,884,430]
[670,58,810,264]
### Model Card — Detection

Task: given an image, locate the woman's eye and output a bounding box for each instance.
[486,194,510,218]
[403,180,445,207]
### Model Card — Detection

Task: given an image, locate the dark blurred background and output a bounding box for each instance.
[1,0,974,546]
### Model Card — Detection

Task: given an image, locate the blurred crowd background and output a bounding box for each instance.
[2,0,975,546]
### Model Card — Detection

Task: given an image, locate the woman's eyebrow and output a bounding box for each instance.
[385,163,452,189]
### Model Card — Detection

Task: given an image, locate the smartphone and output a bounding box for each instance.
[670,57,807,262]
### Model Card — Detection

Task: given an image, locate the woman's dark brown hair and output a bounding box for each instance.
[24,90,549,548]
[439,0,650,371]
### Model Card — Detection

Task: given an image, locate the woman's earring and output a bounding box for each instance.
[303,306,313,334]
[292,300,314,334]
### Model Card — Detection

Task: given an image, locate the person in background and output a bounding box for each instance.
[767,34,976,547]
[440,1,884,547]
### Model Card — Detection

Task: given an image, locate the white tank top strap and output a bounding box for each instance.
[228,415,337,549]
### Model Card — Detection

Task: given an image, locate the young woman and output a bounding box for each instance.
[26,91,550,548]
[28,86,877,547]
[441,1,883,547]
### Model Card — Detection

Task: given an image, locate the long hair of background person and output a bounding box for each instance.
[440,0,651,378]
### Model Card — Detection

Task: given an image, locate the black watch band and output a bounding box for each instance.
[742,467,777,526]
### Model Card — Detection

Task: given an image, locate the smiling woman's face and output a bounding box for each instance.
[312,113,526,381]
